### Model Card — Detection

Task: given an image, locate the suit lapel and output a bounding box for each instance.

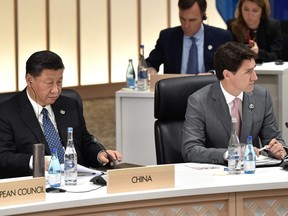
[52,97,70,149]
[211,83,231,137]
[240,92,254,142]
[174,27,184,73]
[18,90,49,153]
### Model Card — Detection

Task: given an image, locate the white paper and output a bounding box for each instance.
[60,164,103,175]
[256,155,282,166]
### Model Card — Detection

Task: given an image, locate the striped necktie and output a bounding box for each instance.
[41,108,65,163]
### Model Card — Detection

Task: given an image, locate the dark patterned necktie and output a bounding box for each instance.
[41,108,65,163]
[187,36,199,74]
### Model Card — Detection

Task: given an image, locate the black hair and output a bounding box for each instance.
[214,42,257,80]
[26,50,65,76]
[178,0,207,20]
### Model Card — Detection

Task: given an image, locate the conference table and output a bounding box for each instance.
[116,62,288,166]
[1,164,288,215]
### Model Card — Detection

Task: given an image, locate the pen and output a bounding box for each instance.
[259,145,268,152]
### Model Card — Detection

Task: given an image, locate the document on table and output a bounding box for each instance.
[60,164,104,176]
[256,155,282,167]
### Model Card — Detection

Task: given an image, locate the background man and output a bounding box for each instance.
[146,0,232,74]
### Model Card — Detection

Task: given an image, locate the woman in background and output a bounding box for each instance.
[227,0,282,62]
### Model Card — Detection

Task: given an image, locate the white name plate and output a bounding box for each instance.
[107,165,175,193]
[0,176,46,206]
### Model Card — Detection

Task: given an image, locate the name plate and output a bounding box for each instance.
[0,176,46,206]
[107,164,175,193]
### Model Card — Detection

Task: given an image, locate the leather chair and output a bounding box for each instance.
[154,75,218,164]
[0,89,83,111]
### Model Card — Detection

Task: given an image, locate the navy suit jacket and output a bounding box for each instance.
[146,24,232,73]
[0,90,103,178]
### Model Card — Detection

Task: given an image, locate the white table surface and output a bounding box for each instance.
[1,163,288,215]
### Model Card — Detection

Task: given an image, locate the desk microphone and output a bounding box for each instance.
[90,135,117,167]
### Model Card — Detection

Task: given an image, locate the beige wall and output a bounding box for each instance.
[0,0,226,93]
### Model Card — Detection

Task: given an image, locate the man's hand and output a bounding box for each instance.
[98,150,122,165]
[266,138,287,160]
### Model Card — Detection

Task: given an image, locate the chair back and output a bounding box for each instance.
[154,75,217,164]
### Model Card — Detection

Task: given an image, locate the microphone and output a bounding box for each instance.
[91,135,117,167]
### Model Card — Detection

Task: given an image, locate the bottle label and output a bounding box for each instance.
[138,70,148,79]
[48,173,61,186]
[244,160,256,174]
[127,78,135,88]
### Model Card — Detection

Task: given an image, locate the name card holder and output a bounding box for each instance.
[107,164,175,193]
[0,176,46,206]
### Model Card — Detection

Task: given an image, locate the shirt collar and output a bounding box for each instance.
[220,82,243,104]
[183,23,204,41]
[26,89,53,117]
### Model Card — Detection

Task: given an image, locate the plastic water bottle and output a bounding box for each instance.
[137,45,148,91]
[48,148,61,187]
[64,127,77,185]
[126,59,135,89]
[244,135,256,174]
[228,118,241,174]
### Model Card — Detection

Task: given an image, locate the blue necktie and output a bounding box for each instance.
[187,37,199,74]
[41,108,65,163]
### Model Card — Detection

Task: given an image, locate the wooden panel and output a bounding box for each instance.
[237,189,288,216]
[19,193,232,216]
[80,0,109,85]
[0,0,16,92]
[170,0,179,27]
[17,0,47,90]
[49,0,78,87]
[110,0,138,83]
[140,0,168,62]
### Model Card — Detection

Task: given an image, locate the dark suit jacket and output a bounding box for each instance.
[182,82,285,165]
[227,18,283,62]
[0,90,103,178]
[146,24,232,73]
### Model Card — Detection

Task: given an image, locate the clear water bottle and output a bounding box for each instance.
[137,45,148,91]
[64,127,77,185]
[244,135,256,174]
[228,118,241,174]
[126,59,135,89]
[48,148,61,187]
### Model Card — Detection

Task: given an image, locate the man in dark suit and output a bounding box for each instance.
[182,42,287,164]
[0,50,121,178]
[146,0,232,74]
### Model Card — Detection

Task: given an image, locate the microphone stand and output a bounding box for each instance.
[91,135,117,168]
